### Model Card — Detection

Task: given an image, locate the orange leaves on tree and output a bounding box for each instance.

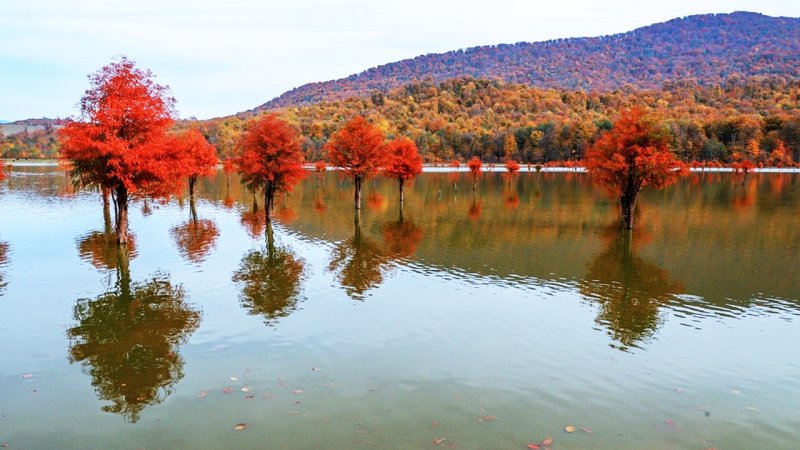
[0,159,6,181]
[384,137,422,182]
[771,140,794,167]
[314,160,327,174]
[58,57,177,197]
[505,159,520,174]
[325,116,386,209]
[584,107,687,229]
[467,157,482,178]
[235,114,305,220]
[171,129,218,196]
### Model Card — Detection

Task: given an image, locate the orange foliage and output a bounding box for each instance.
[170,219,220,263]
[467,157,482,178]
[325,116,386,181]
[505,159,520,174]
[382,219,424,257]
[384,137,423,182]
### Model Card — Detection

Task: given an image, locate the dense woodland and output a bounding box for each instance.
[194,76,800,165]
[260,12,800,108]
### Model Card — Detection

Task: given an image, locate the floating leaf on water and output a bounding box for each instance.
[311,367,321,372]
[674,387,684,393]
[432,437,446,445]
[292,400,302,405]
[244,395,254,399]
[241,387,250,393]
[732,390,741,395]
[476,415,498,422]
[564,425,576,433]
[234,423,247,431]
[526,444,541,449]
[230,377,238,381]
[745,406,760,411]
[541,437,553,446]
[197,391,208,398]
[432,420,440,428]
[21,373,33,379]
[223,387,233,393]
[292,389,304,394]
[581,427,592,433]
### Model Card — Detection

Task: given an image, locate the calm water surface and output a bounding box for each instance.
[0,165,798,449]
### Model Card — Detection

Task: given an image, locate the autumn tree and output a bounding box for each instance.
[325,116,386,211]
[467,156,482,191]
[59,57,181,245]
[771,140,794,167]
[585,108,687,230]
[172,129,218,198]
[235,114,306,221]
[503,133,517,161]
[383,137,423,206]
[0,159,6,181]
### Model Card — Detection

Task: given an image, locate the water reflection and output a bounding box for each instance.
[232,223,305,326]
[240,202,267,240]
[382,212,424,258]
[580,230,684,351]
[67,247,201,422]
[77,204,137,270]
[0,240,8,296]
[170,199,220,264]
[329,214,389,300]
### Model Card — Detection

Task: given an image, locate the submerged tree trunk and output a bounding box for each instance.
[264,182,275,221]
[114,185,130,245]
[189,175,197,198]
[619,193,636,230]
[398,179,405,206]
[190,197,198,223]
[354,176,363,211]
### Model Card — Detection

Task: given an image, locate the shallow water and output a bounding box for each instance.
[0,166,798,449]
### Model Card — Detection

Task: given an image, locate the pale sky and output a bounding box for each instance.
[1,0,798,121]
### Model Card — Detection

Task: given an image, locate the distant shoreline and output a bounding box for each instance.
[4,159,800,173]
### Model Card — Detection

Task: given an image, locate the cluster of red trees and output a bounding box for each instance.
[57,59,428,246]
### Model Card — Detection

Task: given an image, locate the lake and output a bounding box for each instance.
[0,165,798,449]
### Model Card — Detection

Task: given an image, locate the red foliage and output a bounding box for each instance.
[58,57,180,197]
[449,160,461,169]
[382,220,424,257]
[771,140,794,167]
[585,108,687,228]
[172,129,217,196]
[384,137,423,182]
[325,116,386,181]
[170,219,220,263]
[468,201,482,221]
[505,159,521,174]
[222,158,236,175]
[314,160,327,173]
[235,114,305,219]
[0,160,6,181]
[467,157,482,178]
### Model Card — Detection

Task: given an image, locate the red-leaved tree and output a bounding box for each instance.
[235,114,305,221]
[467,156,482,191]
[172,129,218,198]
[59,57,180,245]
[585,108,687,230]
[325,116,386,210]
[383,137,423,205]
[0,159,6,181]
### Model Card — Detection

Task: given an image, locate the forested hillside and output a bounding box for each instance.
[197,76,800,165]
[259,12,800,109]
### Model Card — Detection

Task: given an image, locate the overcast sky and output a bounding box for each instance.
[1,0,798,121]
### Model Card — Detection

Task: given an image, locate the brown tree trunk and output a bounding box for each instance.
[189,175,197,198]
[398,179,405,206]
[620,194,636,230]
[114,185,129,245]
[265,182,275,221]
[354,176,363,211]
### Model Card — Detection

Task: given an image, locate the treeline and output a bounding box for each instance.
[194,76,800,165]
[0,126,60,158]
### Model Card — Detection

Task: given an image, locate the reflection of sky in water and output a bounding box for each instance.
[0,166,798,449]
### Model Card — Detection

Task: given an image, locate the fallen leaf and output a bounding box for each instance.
[292,389,304,394]
[541,437,553,446]
[674,387,684,393]
[311,367,321,372]
[432,437,446,445]
[732,389,741,395]
[223,387,233,393]
[230,377,238,381]
[564,425,576,433]
[21,373,33,379]
[244,395,254,399]
[234,423,247,431]
[476,415,498,422]
[197,391,208,398]
[745,406,760,411]
[432,420,439,428]
[241,387,250,393]
[581,427,592,434]
[292,400,302,405]
[526,444,541,449]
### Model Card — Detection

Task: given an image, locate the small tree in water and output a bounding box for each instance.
[235,114,305,221]
[59,57,183,245]
[585,108,687,230]
[325,116,386,211]
[172,129,218,198]
[383,137,422,208]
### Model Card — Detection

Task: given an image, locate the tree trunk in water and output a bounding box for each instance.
[114,186,129,245]
[102,187,110,209]
[190,197,198,223]
[354,177,363,211]
[620,194,636,230]
[398,179,405,206]
[265,183,274,221]
[189,176,197,198]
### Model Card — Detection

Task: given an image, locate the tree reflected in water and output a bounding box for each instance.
[67,246,201,423]
[240,202,267,240]
[76,203,137,270]
[382,211,424,258]
[232,223,305,326]
[170,198,219,264]
[329,214,389,300]
[580,230,684,351]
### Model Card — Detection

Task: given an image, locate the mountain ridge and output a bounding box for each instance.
[254,11,800,112]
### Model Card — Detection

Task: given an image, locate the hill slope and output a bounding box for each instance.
[257,12,800,110]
